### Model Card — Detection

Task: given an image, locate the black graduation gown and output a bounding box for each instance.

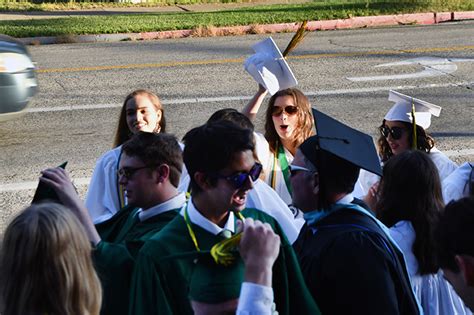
[293,207,420,315]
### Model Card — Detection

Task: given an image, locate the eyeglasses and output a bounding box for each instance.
[379,125,406,140]
[118,166,150,180]
[289,164,315,177]
[212,162,263,189]
[271,105,298,117]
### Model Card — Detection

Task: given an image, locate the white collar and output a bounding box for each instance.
[180,197,235,235]
[137,192,186,222]
[335,193,354,205]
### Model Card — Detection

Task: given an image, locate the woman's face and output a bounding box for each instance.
[383,120,410,156]
[271,95,299,144]
[125,94,162,134]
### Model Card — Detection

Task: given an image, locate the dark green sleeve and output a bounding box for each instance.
[272,231,321,315]
[129,251,174,315]
[94,241,135,315]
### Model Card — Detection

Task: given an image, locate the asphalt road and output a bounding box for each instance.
[1,21,473,231]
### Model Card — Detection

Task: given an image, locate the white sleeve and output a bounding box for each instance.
[237,282,274,315]
[246,179,302,244]
[85,147,122,224]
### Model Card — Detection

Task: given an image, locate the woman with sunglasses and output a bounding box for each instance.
[242,85,314,205]
[355,90,457,206]
[376,150,471,315]
[85,89,166,224]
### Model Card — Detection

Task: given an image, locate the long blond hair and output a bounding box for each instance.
[0,203,102,315]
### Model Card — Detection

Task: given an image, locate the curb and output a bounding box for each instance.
[19,11,474,45]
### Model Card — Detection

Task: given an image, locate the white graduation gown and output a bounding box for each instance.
[389,221,472,315]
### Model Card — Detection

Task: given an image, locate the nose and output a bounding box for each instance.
[118,173,127,185]
[242,174,254,191]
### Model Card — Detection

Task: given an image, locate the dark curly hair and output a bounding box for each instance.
[377,120,435,162]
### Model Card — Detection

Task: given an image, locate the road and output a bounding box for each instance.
[1,21,473,230]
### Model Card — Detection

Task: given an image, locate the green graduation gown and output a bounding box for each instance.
[129,207,320,315]
[94,205,179,315]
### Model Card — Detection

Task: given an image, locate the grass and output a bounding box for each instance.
[0,0,472,38]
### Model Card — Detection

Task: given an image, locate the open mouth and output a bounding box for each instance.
[280,125,289,131]
[233,194,247,207]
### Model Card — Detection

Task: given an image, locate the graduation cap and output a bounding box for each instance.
[385,90,442,130]
[244,37,298,96]
[300,108,382,177]
[32,161,68,204]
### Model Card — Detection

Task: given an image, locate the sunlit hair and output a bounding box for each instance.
[264,88,314,153]
[377,120,435,162]
[113,89,167,147]
[0,203,102,315]
[376,150,444,275]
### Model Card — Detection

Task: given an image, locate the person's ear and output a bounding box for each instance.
[194,172,211,191]
[156,164,170,183]
[455,255,474,286]
[156,109,162,123]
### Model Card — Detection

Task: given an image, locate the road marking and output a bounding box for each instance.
[36,45,474,74]
[348,57,474,82]
[2,150,473,193]
[27,81,472,113]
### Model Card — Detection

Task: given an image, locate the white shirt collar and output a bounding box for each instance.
[137,192,186,222]
[335,193,354,205]
[180,197,235,235]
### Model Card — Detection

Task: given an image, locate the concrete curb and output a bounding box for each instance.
[19,11,474,45]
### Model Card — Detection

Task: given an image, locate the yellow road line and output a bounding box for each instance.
[37,45,474,73]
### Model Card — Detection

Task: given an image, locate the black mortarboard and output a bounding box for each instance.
[32,161,68,204]
[300,109,382,176]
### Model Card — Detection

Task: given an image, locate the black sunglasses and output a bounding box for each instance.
[118,165,151,180]
[212,162,263,189]
[379,125,406,140]
[271,105,298,117]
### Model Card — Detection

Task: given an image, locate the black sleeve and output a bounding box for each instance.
[312,231,401,315]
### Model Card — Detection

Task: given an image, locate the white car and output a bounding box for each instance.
[0,34,38,121]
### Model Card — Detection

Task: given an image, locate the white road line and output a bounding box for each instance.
[27,81,472,113]
[2,148,474,193]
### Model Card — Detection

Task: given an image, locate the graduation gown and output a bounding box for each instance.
[293,207,420,315]
[94,205,179,315]
[129,207,320,315]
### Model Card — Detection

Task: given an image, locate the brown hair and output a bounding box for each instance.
[376,151,444,275]
[377,120,435,162]
[264,88,314,153]
[0,203,102,315]
[113,89,166,148]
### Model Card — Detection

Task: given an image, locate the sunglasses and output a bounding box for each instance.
[118,165,151,180]
[271,105,298,117]
[379,126,406,140]
[212,162,263,189]
[289,164,316,177]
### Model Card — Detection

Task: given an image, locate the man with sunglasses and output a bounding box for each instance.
[40,132,185,315]
[129,121,320,315]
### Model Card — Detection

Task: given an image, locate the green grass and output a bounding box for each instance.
[0,0,472,38]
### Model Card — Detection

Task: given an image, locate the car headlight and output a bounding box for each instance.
[0,52,35,73]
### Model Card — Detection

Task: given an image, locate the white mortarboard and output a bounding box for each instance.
[244,37,297,96]
[384,90,442,129]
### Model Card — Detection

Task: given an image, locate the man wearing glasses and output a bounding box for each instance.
[129,121,319,315]
[40,132,186,315]
[291,109,421,315]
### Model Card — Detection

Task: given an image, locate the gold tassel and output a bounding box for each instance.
[411,98,417,150]
[211,233,242,266]
[282,21,308,58]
